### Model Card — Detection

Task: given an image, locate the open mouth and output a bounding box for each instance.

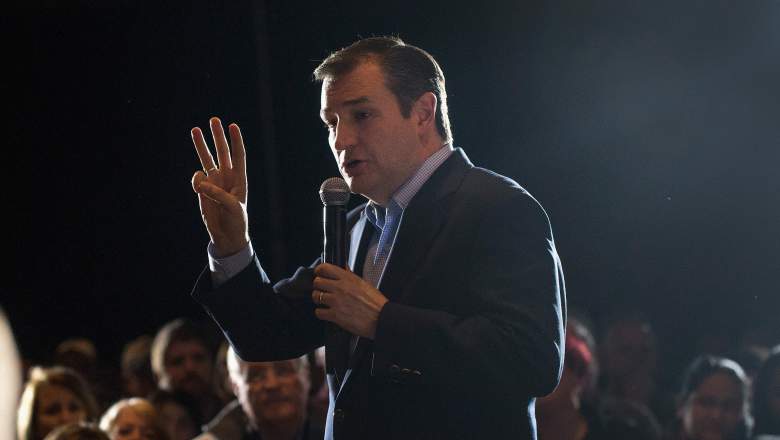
[344,159,364,173]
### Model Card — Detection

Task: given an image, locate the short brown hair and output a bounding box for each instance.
[151,319,213,389]
[314,36,453,145]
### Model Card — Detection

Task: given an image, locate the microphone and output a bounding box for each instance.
[319,177,350,267]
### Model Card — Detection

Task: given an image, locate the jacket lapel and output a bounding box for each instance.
[377,149,472,302]
[336,150,474,397]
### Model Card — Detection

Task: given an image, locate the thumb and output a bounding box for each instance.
[195,181,244,216]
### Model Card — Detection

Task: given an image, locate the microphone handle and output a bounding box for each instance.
[323,205,347,267]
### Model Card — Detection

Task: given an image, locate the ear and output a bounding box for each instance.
[412,92,437,134]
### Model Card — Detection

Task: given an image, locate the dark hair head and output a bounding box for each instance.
[314,36,452,145]
[753,345,780,435]
[151,319,212,385]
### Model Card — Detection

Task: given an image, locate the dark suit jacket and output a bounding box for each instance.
[193,149,566,439]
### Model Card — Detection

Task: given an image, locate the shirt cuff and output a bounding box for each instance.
[208,241,254,287]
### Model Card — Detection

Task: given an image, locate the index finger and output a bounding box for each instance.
[191,127,216,172]
[314,262,351,280]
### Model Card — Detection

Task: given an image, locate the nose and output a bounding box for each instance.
[60,409,80,425]
[332,121,356,153]
[263,370,280,389]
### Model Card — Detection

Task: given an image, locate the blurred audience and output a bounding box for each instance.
[667,355,751,440]
[196,347,321,440]
[100,398,169,440]
[149,391,201,440]
[42,423,109,440]
[11,306,779,440]
[537,319,661,440]
[151,319,223,422]
[601,314,676,425]
[121,336,158,399]
[17,366,99,440]
[752,346,780,439]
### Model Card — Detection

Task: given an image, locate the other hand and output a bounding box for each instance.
[312,263,389,339]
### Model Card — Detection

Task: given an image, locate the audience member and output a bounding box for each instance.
[196,347,321,440]
[55,338,118,411]
[121,336,157,399]
[213,342,234,404]
[100,398,169,440]
[752,346,780,439]
[42,423,109,440]
[601,313,675,424]
[666,355,751,440]
[538,319,661,440]
[17,366,99,440]
[151,319,223,421]
[149,391,201,440]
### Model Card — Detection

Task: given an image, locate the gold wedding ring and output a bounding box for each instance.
[205,166,217,174]
[318,291,324,304]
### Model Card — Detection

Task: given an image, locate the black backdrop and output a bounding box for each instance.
[5,0,779,379]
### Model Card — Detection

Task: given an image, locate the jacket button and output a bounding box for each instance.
[401,368,411,375]
[334,408,345,423]
[389,364,400,376]
[412,370,422,376]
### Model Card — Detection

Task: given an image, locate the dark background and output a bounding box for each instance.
[4,0,779,382]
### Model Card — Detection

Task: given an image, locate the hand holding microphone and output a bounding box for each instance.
[314,177,388,339]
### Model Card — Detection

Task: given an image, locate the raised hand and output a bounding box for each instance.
[191,117,249,257]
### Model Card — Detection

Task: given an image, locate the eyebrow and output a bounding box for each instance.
[320,96,371,117]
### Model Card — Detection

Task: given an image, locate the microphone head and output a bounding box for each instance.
[319,177,350,206]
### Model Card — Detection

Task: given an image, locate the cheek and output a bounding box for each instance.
[681,406,702,435]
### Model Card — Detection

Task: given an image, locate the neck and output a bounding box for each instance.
[255,417,302,440]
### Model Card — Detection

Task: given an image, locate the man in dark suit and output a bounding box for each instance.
[189,37,566,439]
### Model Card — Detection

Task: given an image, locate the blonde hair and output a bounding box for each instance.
[99,398,169,440]
[17,366,98,440]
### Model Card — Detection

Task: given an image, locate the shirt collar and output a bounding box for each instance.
[365,144,454,228]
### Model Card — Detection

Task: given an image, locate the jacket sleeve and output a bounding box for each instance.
[371,190,566,397]
[191,256,326,362]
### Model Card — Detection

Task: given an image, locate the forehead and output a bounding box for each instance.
[166,340,207,356]
[320,61,390,112]
[244,359,298,374]
[696,372,742,397]
[39,384,77,402]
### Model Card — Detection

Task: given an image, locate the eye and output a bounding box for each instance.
[44,403,62,415]
[354,111,370,121]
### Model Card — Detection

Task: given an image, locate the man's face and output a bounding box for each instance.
[320,61,426,205]
[163,340,213,397]
[232,360,309,430]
